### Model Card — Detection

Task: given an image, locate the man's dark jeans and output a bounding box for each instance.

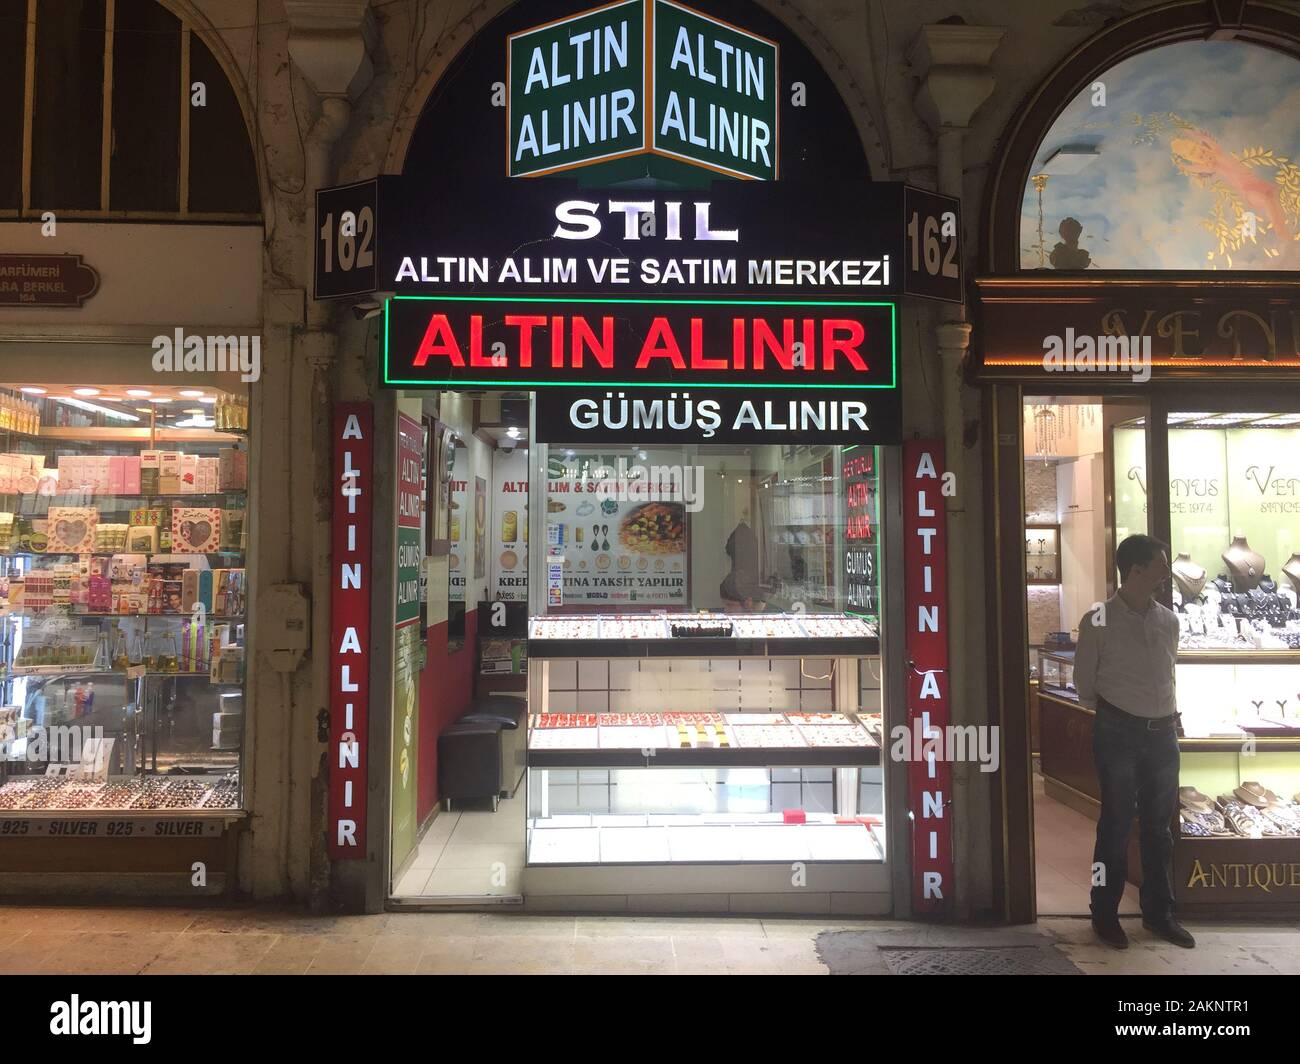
[1089,698,1180,922]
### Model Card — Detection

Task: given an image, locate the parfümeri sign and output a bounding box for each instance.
[508,0,778,181]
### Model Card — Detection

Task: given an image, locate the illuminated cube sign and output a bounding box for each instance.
[651,1,777,180]
[508,1,646,178]
[508,0,778,181]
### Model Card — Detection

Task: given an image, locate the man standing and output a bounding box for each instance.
[1074,533,1195,950]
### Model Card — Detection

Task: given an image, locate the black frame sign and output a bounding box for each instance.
[379,179,959,302]
[382,295,897,390]
[314,177,962,304]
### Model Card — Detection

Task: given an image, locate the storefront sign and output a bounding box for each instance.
[0,253,99,307]
[329,404,373,859]
[976,279,1300,378]
[535,387,900,443]
[384,296,896,389]
[507,0,778,181]
[902,440,953,916]
[382,180,954,301]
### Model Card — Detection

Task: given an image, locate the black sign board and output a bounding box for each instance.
[314,177,398,300]
[535,388,901,445]
[375,179,960,303]
[902,186,963,305]
[382,295,897,390]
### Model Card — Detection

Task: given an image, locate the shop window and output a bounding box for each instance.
[31,0,106,211]
[109,0,181,212]
[524,441,886,869]
[1019,41,1300,271]
[0,384,250,812]
[0,0,25,211]
[187,33,260,215]
[3,0,259,218]
[538,443,879,616]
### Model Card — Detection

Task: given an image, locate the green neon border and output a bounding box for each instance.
[382,294,899,389]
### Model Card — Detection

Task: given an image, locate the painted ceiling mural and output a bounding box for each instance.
[1019,41,1300,271]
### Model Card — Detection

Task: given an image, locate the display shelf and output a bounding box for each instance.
[30,427,242,443]
[4,610,242,619]
[0,551,243,560]
[1180,735,1300,752]
[528,745,880,769]
[1177,650,1300,663]
[1025,522,1062,586]
[529,635,880,659]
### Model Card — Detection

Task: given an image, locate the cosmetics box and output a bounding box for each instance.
[140,451,160,495]
[218,447,247,491]
[180,454,198,493]
[123,455,141,495]
[220,509,245,551]
[47,506,99,554]
[126,525,159,554]
[108,456,126,495]
[171,508,221,553]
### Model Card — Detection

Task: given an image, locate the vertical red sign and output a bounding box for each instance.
[330,404,373,860]
[902,440,953,915]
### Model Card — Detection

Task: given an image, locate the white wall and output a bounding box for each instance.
[0,224,262,329]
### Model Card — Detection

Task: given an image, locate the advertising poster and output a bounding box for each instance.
[490,447,529,601]
[448,446,467,603]
[474,475,488,580]
[545,447,688,607]
[391,413,423,869]
[1225,428,1300,573]
[1168,428,1230,577]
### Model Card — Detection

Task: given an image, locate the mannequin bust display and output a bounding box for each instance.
[1171,552,1207,601]
[1282,552,1300,595]
[1222,535,1266,592]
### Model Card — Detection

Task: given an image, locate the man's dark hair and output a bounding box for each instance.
[1115,533,1168,581]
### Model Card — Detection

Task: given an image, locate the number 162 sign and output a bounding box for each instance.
[314,178,396,300]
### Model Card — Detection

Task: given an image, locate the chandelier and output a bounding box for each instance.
[1029,402,1098,459]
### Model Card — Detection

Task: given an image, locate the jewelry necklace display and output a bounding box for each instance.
[1171,551,1207,601]
[1222,535,1266,592]
[1283,552,1300,595]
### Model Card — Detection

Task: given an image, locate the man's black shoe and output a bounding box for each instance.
[1143,918,1196,948]
[1092,916,1129,949]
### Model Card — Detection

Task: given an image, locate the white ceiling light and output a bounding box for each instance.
[126,388,152,398]
[178,389,205,398]
[19,386,46,395]
[56,396,140,422]
[73,387,100,397]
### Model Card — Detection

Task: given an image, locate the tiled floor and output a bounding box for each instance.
[1034,772,1140,916]
[392,790,527,898]
[0,905,1296,974]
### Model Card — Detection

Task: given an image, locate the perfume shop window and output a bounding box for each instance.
[0,385,249,812]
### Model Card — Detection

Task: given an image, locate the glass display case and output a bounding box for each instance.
[1038,649,1076,701]
[1025,523,1061,585]
[524,442,888,869]
[0,384,249,813]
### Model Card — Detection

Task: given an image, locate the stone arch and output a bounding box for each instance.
[381,0,890,180]
[981,0,1300,273]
